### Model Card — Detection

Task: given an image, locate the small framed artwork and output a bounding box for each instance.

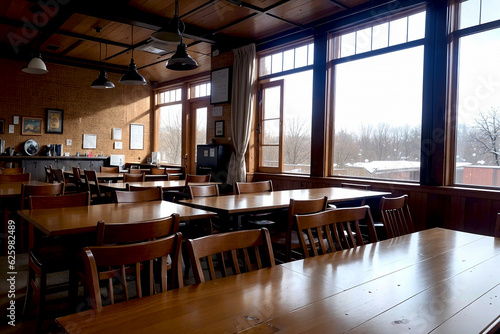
[130,124,144,150]
[83,134,97,149]
[112,128,122,140]
[215,120,224,137]
[0,119,4,134]
[114,142,123,150]
[21,117,43,135]
[13,116,19,125]
[46,109,64,134]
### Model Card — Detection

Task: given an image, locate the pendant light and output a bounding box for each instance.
[150,1,183,44]
[91,43,115,89]
[119,25,147,85]
[22,53,48,74]
[165,0,199,71]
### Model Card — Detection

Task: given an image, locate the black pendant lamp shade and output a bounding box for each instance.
[166,42,199,71]
[151,17,182,44]
[91,69,115,89]
[120,25,147,85]
[119,58,147,85]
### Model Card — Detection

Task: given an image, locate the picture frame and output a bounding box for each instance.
[83,134,97,149]
[129,123,144,150]
[210,67,232,104]
[21,117,43,135]
[112,128,122,140]
[215,120,224,137]
[46,109,64,134]
[0,119,4,134]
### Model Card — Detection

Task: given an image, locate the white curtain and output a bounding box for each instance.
[227,43,256,185]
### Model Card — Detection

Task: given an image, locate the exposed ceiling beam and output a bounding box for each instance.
[55,30,131,49]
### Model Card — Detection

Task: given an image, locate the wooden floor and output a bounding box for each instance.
[0,252,199,334]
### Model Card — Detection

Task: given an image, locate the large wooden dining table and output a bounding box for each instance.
[56,228,500,333]
[64,171,176,182]
[98,180,220,192]
[0,180,47,198]
[179,187,391,215]
[18,201,215,237]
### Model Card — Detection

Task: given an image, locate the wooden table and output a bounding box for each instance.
[98,180,220,192]
[56,228,500,333]
[0,181,47,198]
[180,187,391,215]
[18,201,215,236]
[64,171,176,182]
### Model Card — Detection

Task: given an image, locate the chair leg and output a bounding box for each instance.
[35,270,47,334]
[22,266,35,317]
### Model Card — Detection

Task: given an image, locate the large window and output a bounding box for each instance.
[331,10,425,181]
[158,88,182,165]
[454,0,500,187]
[258,43,313,174]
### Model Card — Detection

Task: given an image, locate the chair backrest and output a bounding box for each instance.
[187,228,275,284]
[150,167,165,175]
[189,184,219,199]
[295,205,377,258]
[281,196,328,261]
[123,173,145,182]
[72,167,85,191]
[100,166,119,173]
[114,187,163,203]
[96,213,180,246]
[20,182,64,209]
[50,167,65,183]
[129,168,150,175]
[82,233,183,311]
[1,167,25,175]
[44,165,53,182]
[0,173,31,183]
[185,174,211,185]
[84,170,101,197]
[379,194,414,238]
[235,180,273,194]
[29,191,90,209]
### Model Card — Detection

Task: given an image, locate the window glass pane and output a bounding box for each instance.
[481,0,500,24]
[455,28,500,187]
[263,86,281,119]
[333,46,423,181]
[356,28,372,54]
[194,85,200,98]
[158,104,182,165]
[459,0,480,29]
[272,53,283,74]
[195,107,207,162]
[295,45,308,68]
[307,43,314,65]
[176,89,182,101]
[408,11,426,41]
[372,23,389,50]
[283,49,294,71]
[207,83,211,95]
[389,17,408,46]
[259,56,271,76]
[340,32,356,57]
[261,146,279,167]
[262,119,280,145]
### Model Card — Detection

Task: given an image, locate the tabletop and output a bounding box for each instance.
[99,180,220,192]
[18,201,216,237]
[180,187,391,215]
[64,171,175,181]
[0,181,47,198]
[56,228,500,333]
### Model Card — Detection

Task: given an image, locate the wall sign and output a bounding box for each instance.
[129,123,144,150]
[210,67,231,104]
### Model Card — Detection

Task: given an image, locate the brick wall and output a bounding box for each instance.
[0,58,153,163]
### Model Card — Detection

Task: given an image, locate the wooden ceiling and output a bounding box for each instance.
[0,0,378,85]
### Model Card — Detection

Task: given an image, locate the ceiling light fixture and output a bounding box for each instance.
[91,42,115,89]
[165,0,199,71]
[119,25,147,85]
[150,2,183,44]
[22,53,48,74]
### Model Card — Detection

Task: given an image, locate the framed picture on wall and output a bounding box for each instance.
[130,123,144,150]
[46,109,64,134]
[210,67,231,104]
[0,119,4,134]
[215,120,224,137]
[21,117,43,135]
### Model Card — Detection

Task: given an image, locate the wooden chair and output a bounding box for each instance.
[150,167,169,181]
[100,166,119,173]
[72,167,86,192]
[82,232,183,311]
[123,173,146,182]
[295,205,378,258]
[187,228,275,284]
[379,194,414,238]
[44,165,53,183]
[0,172,30,183]
[114,186,163,203]
[23,192,90,333]
[129,168,151,175]
[84,170,108,204]
[50,167,65,183]
[164,174,211,202]
[1,167,25,174]
[271,196,328,262]
[189,184,219,198]
[235,180,279,230]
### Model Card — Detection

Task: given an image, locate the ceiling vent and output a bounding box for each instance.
[136,40,175,56]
